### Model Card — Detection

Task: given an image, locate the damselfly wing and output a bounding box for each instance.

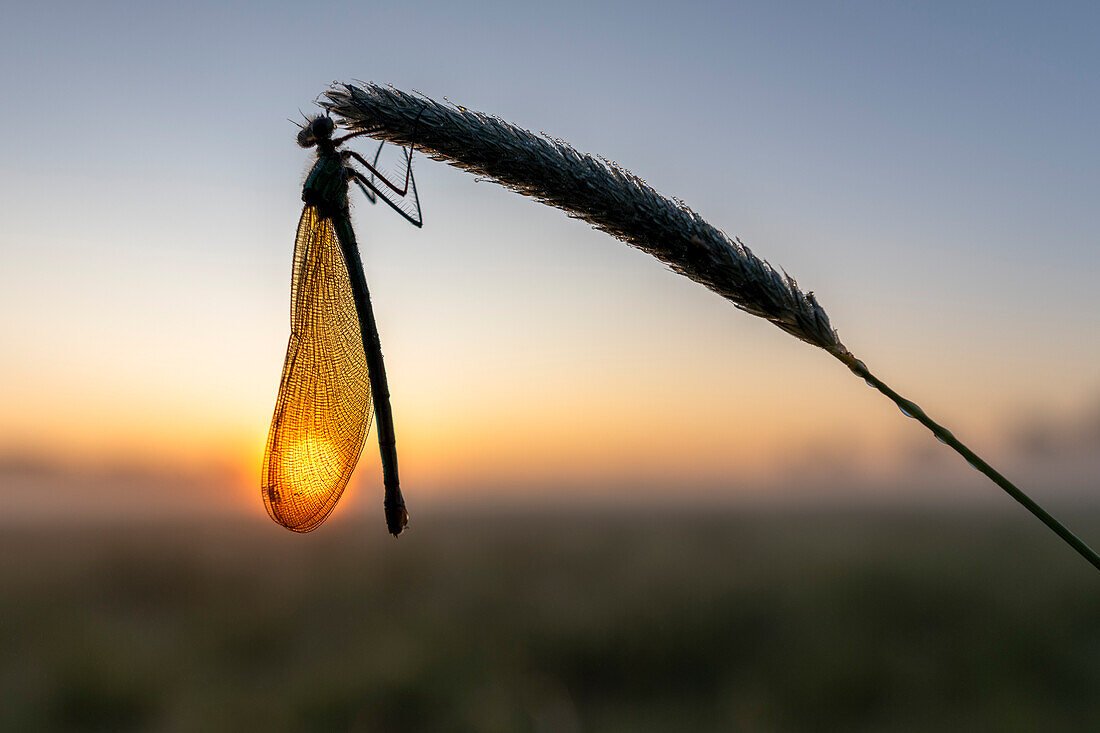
[262,114,421,534]
[261,207,372,531]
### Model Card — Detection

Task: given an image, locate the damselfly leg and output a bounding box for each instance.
[356,141,382,204]
[339,107,426,227]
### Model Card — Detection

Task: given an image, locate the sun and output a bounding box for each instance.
[278,433,346,501]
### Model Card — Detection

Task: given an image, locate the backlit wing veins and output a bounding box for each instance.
[261,206,373,532]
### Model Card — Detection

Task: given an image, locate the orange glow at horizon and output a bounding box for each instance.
[3,352,1099,525]
[0,353,1054,495]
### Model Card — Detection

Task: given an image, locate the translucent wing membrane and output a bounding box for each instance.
[261,206,373,532]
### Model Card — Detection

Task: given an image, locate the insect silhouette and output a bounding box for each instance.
[261,112,423,535]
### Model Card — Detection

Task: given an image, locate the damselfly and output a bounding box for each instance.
[261,113,423,535]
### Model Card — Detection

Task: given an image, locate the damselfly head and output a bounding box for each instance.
[297,115,335,148]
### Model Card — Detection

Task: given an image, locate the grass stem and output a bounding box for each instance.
[837,352,1100,572]
[324,82,1100,573]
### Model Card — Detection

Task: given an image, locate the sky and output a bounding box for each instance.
[1,1,1098,522]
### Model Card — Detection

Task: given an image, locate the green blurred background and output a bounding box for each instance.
[3,507,1099,731]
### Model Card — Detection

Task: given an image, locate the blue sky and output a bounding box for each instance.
[1,1,1098,514]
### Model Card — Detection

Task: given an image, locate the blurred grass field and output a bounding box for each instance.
[2,505,1098,732]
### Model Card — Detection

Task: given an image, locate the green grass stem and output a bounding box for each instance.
[838,352,1100,572]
